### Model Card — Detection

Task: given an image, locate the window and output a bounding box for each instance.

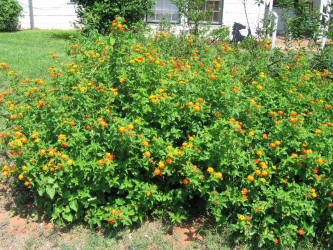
[147,0,180,23]
[147,0,223,24]
[201,1,223,24]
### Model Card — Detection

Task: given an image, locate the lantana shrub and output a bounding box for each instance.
[0,18,332,248]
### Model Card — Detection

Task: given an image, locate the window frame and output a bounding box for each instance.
[146,0,224,25]
[199,0,224,25]
[146,0,181,24]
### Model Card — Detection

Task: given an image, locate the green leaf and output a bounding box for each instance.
[109,37,115,46]
[62,212,73,222]
[69,200,78,212]
[46,176,55,184]
[37,187,45,196]
[46,185,56,199]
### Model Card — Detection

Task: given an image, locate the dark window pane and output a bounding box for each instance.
[171,14,179,21]
[213,12,221,23]
[204,0,222,23]
[147,14,155,21]
[206,1,215,10]
[214,1,220,11]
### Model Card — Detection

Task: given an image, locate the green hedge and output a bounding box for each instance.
[72,0,154,34]
[0,0,22,32]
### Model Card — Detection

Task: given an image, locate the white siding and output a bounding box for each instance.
[223,0,265,36]
[17,0,266,34]
[18,0,78,29]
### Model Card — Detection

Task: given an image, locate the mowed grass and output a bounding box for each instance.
[0,30,78,82]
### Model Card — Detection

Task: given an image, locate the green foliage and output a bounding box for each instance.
[257,11,277,38]
[171,0,212,35]
[0,18,333,248]
[0,0,22,32]
[209,25,230,43]
[273,0,296,9]
[324,2,333,40]
[310,47,333,72]
[291,1,321,40]
[72,0,154,34]
[275,0,326,41]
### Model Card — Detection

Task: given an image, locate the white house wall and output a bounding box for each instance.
[17,0,30,29]
[223,0,266,37]
[17,0,266,35]
[18,0,78,29]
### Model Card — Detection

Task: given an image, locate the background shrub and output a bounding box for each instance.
[291,2,321,40]
[72,0,154,34]
[311,47,333,72]
[209,25,231,43]
[0,0,22,32]
[275,0,331,41]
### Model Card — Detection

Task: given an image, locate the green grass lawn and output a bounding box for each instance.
[0,30,78,82]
